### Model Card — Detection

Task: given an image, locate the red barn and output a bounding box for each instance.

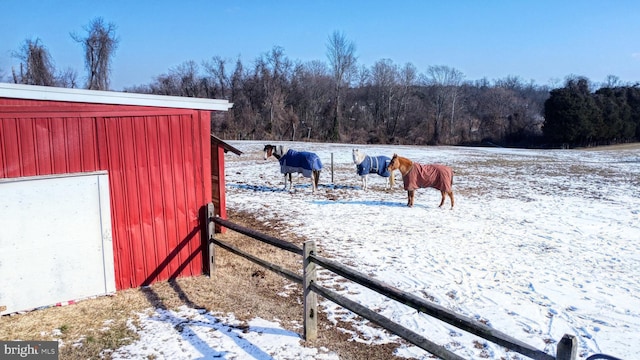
[0,83,238,314]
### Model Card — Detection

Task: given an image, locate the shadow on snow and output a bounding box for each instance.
[312,199,425,208]
[229,183,361,192]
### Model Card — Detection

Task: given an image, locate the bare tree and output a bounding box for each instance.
[391,62,418,138]
[326,31,357,141]
[72,17,119,90]
[291,60,332,140]
[203,56,231,99]
[228,58,255,138]
[253,46,294,138]
[150,73,179,95]
[11,39,56,86]
[172,60,201,97]
[355,64,371,88]
[603,74,622,88]
[370,58,398,129]
[57,67,79,88]
[424,65,464,144]
[146,61,202,97]
[477,86,517,142]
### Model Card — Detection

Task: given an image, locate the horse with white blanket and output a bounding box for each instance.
[352,149,395,190]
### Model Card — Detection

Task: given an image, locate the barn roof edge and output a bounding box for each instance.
[211,134,243,155]
[0,83,233,111]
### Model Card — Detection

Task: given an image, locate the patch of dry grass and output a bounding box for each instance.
[580,142,640,151]
[1,209,405,360]
[0,290,145,359]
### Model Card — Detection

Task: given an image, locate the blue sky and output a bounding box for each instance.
[1,0,639,91]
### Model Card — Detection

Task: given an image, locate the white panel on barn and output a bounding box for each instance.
[0,172,115,315]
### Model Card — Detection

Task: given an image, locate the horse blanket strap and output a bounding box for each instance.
[279,149,323,178]
[357,155,391,177]
[402,163,453,192]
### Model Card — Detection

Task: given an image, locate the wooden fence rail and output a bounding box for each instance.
[211,214,303,255]
[306,246,556,360]
[207,208,625,360]
[308,277,465,360]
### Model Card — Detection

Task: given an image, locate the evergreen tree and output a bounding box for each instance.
[543,78,598,146]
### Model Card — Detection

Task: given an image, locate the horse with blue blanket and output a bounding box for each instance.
[263,145,322,193]
[352,149,396,190]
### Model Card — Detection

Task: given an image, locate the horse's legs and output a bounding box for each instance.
[389,170,395,189]
[284,173,293,191]
[313,170,321,193]
[449,191,455,209]
[306,170,319,193]
[407,190,415,207]
[363,175,368,190]
[311,172,317,193]
[439,191,446,207]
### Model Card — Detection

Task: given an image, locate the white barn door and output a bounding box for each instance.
[0,172,115,315]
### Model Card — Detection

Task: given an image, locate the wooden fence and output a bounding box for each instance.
[206,203,621,360]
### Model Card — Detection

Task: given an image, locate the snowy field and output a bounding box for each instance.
[223,141,639,359]
[114,141,639,359]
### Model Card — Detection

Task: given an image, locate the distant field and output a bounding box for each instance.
[223,141,640,359]
[581,142,640,150]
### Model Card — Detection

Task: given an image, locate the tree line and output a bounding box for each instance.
[126,35,553,147]
[544,77,640,147]
[3,21,638,148]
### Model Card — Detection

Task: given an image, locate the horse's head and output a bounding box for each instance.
[263,144,286,160]
[263,145,275,160]
[387,153,403,172]
[352,149,365,165]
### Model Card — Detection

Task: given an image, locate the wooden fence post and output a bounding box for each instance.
[331,153,334,184]
[556,334,577,360]
[303,240,318,341]
[207,202,216,275]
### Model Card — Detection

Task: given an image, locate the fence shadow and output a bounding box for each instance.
[229,184,288,192]
[134,207,294,359]
[311,199,424,208]
[139,281,284,359]
[229,183,363,192]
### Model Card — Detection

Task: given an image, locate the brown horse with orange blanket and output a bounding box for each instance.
[387,154,455,209]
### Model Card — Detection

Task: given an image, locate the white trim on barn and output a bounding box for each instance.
[0,83,233,111]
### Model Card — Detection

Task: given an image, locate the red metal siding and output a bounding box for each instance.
[0,116,100,177]
[1,99,213,290]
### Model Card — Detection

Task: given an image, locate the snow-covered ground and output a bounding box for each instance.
[114,141,639,359]
[108,306,340,360]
